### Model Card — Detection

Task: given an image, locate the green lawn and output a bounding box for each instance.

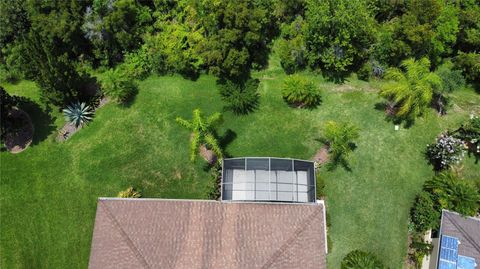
[1,62,479,268]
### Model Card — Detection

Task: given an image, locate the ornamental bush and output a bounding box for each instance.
[341,250,385,269]
[100,68,138,104]
[426,133,465,171]
[218,78,260,115]
[410,191,440,233]
[453,117,480,159]
[282,75,322,109]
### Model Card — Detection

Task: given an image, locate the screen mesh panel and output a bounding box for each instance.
[222,158,316,203]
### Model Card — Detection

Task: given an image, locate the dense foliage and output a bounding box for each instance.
[0,86,19,143]
[282,75,322,108]
[305,0,376,79]
[452,117,480,159]
[424,172,480,217]
[410,191,440,233]
[341,250,385,269]
[218,78,260,115]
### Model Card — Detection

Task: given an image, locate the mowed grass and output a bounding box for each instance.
[1,65,479,268]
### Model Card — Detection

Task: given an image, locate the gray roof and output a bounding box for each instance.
[88,198,327,269]
[440,210,480,260]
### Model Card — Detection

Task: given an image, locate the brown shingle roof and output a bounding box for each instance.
[440,210,480,261]
[88,199,327,269]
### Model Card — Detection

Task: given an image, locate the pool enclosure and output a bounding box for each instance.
[221,157,316,203]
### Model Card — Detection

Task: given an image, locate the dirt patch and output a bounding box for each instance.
[200,144,217,165]
[4,108,34,153]
[312,145,330,164]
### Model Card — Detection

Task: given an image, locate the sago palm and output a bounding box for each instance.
[380,57,442,121]
[176,109,223,162]
[341,250,385,269]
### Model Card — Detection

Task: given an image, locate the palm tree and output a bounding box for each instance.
[176,109,223,163]
[380,57,442,121]
[424,172,480,216]
[341,250,385,269]
[323,121,359,169]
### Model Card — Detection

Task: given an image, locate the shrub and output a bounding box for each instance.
[409,234,433,268]
[435,62,466,93]
[357,62,372,81]
[452,116,480,158]
[410,191,440,233]
[282,75,322,109]
[120,46,153,80]
[117,187,141,198]
[100,68,138,104]
[426,133,465,171]
[454,52,480,84]
[63,102,94,128]
[341,250,385,269]
[218,78,260,115]
[424,172,480,217]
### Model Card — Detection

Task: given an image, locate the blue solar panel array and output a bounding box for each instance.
[438,235,477,269]
[438,236,458,269]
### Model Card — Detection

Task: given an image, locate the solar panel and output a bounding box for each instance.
[457,256,477,269]
[439,235,459,268]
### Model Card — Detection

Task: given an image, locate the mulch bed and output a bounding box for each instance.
[56,97,109,142]
[4,108,34,154]
[312,145,330,165]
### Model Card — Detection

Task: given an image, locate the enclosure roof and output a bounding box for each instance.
[222,157,316,203]
[88,198,327,269]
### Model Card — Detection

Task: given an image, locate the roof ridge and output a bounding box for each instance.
[445,212,480,254]
[260,206,323,269]
[100,201,152,269]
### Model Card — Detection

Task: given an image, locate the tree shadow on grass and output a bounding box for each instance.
[374,102,415,128]
[16,97,56,146]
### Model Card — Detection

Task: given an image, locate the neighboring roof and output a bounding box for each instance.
[222,158,316,203]
[88,198,327,269]
[438,210,480,267]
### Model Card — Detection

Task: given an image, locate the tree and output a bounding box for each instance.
[24,32,87,106]
[456,0,480,53]
[341,250,385,269]
[82,0,152,66]
[322,121,359,170]
[176,109,223,163]
[380,57,442,122]
[277,16,307,74]
[191,0,275,79]
[424,172,480,217]
[0,86,18,143]
[305,0,376,79]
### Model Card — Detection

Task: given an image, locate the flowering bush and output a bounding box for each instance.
[426,133,465,171]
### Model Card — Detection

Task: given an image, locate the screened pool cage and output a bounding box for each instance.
[221,157,316,203]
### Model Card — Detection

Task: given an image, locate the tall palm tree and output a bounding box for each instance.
[380,57,442,121]
[176,109,223,163]
[341,250,385,269]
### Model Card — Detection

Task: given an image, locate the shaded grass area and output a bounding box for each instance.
[1,67,479,268]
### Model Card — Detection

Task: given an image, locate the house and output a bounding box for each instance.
[435,210,480,269]
[88,158,327,269]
